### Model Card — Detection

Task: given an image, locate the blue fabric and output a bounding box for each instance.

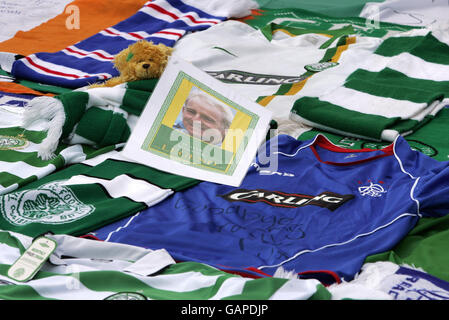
[93,134,449,281]
[11,0,226,88]
[0,92,37,107]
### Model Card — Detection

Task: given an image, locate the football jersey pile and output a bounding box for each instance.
[0,0,449,300]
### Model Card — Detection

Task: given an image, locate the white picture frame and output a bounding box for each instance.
[121,54,272,187]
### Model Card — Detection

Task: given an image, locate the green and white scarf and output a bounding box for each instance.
[21,79,158,160]
[0,80,158,195]
[0,102,119,196]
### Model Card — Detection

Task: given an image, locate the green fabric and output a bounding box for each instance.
[0,126,114,193]
[17,159,198,194]
[77,159,199,191]
[0,172,22,188]
[55,79,158,146]
[0,260,329,301]
[0,79,159,194]
[321,36,353,62]
[243,6,415,36]
[74,107,130,147]
[365,214,449,283]
[375,33,449,65]
[255,35,355,104]
[260,23,356,49]
[346,68,449,103]
[292,96,401,140]
[226,277,286,300]
[389,118,426,135]
[254,0,384,17]
[56,91,89,138]
[297,106,449,162]
[0,126,46,144]
[0,230,26,253]
[121,79,158,115]
[0,149,64,167]
[0,153,199,237]
[0,69,72,95]
[309,284,333,300]
[0,231,330,300]
[289,26,449,141]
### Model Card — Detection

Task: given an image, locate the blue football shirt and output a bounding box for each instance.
[93,134,449,281]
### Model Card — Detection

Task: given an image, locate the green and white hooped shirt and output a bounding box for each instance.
[0,230,330,300]
[290,26,449,142]
[0,149,199,238]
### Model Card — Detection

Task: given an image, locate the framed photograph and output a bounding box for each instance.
[121,54,272,187]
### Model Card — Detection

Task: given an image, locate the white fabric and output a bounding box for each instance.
[0,52,17,72]
[319,86,427,119]
[175,21,332,101]
[328,261,449,300]
[0,0,75,43]
[360,0,449,27]
[174,20,332,137]
[292,26,449,136]
[0,231,325,300]
[62,174,174,206]
[0,103,90,194]
[124,249,176,276]
[182,0,258,19]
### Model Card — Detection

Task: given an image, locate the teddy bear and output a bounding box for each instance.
[89,40,173,88]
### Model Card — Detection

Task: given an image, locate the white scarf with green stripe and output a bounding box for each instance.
[21,79,157,160]
[290,25,449,142]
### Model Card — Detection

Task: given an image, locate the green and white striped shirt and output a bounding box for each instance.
[291,26,449,141]
[0,149,198,238]
[0,230,330,300]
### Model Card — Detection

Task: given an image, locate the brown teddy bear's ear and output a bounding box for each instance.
[157,43,174,56]
[113,47,132,72]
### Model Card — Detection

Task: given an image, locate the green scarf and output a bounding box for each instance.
[21,80,158,160]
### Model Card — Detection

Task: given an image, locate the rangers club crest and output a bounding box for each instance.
[358,182,387,197]
[0,181,95,226]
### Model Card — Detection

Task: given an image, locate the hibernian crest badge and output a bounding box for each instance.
[0,181,95,226]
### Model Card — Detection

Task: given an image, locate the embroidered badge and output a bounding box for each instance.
[304,61,339,72]
[0,181,95,226]
[0,134,29,150]
[358,182,387,197]
[105,292,147,300]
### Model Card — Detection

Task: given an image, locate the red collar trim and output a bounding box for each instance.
[310,134,394,166]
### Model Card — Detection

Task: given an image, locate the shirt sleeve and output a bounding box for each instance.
[414,162,449,218]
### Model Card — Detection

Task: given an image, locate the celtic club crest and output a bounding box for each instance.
[0,181,95,226]
[105,292,147,300]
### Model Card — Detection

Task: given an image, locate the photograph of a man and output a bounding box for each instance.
[173,87,235,145]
